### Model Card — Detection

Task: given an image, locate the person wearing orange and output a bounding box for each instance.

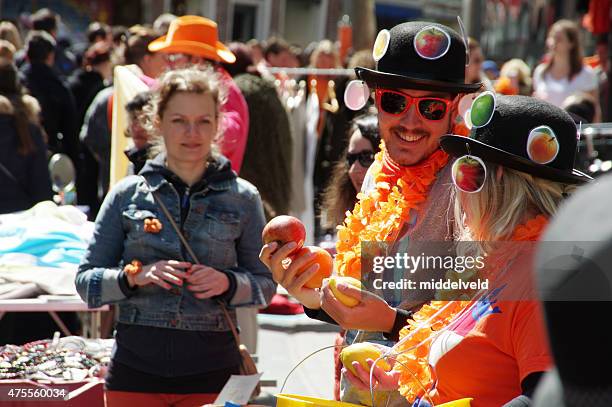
[351,95,591,406]
[148,15,249,175]
[261,21,482,405]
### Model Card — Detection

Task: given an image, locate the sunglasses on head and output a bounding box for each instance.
[347,151,375,167]
[375,89,452,121]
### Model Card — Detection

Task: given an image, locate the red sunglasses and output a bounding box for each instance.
[375,89,453,121]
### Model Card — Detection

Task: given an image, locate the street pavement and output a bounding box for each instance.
[253,313,341,405]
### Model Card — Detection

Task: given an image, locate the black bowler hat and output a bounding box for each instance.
[440,94,591,184]
[355,21,482,94]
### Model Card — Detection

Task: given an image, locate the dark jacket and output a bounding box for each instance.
[312,78,355,236]
[68,69,107,131]
[68,69,107,214]
[0,113,53,214]
[20,63,79,165]
[234,73,292,220]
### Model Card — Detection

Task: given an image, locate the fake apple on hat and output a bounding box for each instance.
[527,126,559,164]
[452,156,486,193]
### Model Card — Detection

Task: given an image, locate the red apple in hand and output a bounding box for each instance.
[262,215,306,255]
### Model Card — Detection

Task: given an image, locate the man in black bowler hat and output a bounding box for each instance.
[261,20,482,405]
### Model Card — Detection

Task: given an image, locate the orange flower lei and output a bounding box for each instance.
[334,142,450,278]
[395,214,549,402]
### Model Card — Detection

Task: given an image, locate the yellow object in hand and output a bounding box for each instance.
[340,342,391,376]
[329,276,363,307]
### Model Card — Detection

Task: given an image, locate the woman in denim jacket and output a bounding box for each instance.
[75,67,275,406]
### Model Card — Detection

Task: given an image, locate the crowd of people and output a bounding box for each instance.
[0,6,611,407]
[0,10,607,229]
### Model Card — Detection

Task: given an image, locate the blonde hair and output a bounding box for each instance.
[0,21,23,50]
[309,39,340,68]
[500,58,532,95]
[143,66,226,156]
[0,39,16,60]
[454,163,574,252]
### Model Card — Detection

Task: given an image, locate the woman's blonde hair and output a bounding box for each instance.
[143,66,227,156]
[309,39,340,68]
[500,58,532,95]
[454,163,574,251]
[0,21,23,50]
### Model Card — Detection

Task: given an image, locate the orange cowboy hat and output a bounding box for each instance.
[148,15,236,63]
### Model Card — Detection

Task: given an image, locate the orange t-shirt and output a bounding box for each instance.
[427,256,552,407]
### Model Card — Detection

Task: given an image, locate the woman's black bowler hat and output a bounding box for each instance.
[441,95,592,184]
[355,21,483,94]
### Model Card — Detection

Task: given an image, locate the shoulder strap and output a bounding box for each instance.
[142,176,242,346]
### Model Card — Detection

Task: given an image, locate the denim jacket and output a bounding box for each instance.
[75,154,276,331]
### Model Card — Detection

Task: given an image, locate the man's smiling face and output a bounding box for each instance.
[377,88,458,166]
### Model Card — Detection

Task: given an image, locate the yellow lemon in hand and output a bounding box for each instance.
[329,276,363,307]
[340,342,391,376]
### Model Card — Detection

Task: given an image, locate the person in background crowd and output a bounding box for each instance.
[496,58,533,96]
[153,13,177,35]
[482,59,499,80]
[109,25,128,65]
[321,113,379,231]
[80,27,166,218]
[123,90,153,174]
[68,42,113,212]
[310,39,355,239]
[264,37,299,69]
[319,111,380,400]
[69,42,113,127]
[20,30,79,167]
[301,41,319,68]
[222,42,292,221]
[148,15,249,175]
[533,20,599,110]
[220,41,292,353]
[76,67,275,405]
[562,92,597,123]
[111,25,128,59]
[17,8,77,78]
[0,39,16,60]
[466,37,489,87]
[87,22,112,45]
[0,58,51,214]
[246,38,264,65]
[112,25,128,47]
[0,58,77,345]
[0,21,23,51]
[74,21,112,66]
